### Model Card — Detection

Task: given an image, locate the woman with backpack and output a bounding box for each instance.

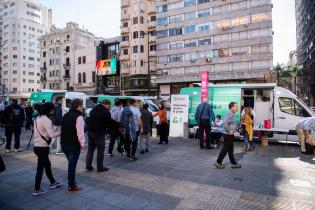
[33,102,62,196]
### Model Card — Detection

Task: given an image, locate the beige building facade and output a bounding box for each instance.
[155,0,273,98]
[120,0,158,95]
[39,22,95,92]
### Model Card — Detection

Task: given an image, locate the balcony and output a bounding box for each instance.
[63,75,71,80]
[121,27,130,34]
[121,13,130,21]
[120,55,130,61]
[149,35,156,43]
[148,21,156,29]
[40,66,47,73]
[63,63,71,70]
[147,5,156,15]
[120,40,130,47]
[149,51,156,57]
[121,0,130,8]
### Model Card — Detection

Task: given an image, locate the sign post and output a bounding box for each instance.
[200,70,209,101]
[169,95,189,137]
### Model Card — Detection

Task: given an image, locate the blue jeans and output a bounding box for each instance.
[243,131,254,149]
[62,144,81,187]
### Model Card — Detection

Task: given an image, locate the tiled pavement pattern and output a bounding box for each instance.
[1,129,315,210]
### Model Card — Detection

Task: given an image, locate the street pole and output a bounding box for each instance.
[147,32,151,96]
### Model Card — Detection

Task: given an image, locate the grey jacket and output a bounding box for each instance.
[224,110,237,134]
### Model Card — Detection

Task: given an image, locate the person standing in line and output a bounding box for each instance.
[214,102,241,169]
[211,115,224,148]
[61,99,85,192]
[86,99,120,172]
[121,99,142,161]
[50,95,63,154]
[241,107,254,152]
[2,99,25,153]
[33,102,62,196]
[296,117,315,154]
[108,99,123,157]
[140,104,153,154]
[195,98,215,149]
[24,102,34,131]
[154,103,169,144]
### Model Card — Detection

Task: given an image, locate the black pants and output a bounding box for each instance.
[126,131,139,157]
[199,119,211,148]
[212,133,222,145]
[108,130,120,155]
[5,127,21,150]
[159,123,169,143]
[25,118,33,130]
[217,134,237,165]
[86,132,105,171]
[34,147,55,190]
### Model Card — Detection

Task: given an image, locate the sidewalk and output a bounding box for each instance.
[1,130,315,210]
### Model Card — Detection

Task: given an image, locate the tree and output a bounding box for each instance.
[287,64,303,94]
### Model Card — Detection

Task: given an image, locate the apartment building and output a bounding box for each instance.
[120,0,158,96]
[39,22,95,91]
[155,0,273,97]
[0,0,51,94]
[295,0,315,105]
[96,37,120,95]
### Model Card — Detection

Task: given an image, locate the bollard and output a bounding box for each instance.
[183,122,189,139]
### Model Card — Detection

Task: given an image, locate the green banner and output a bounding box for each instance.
[181,87,241,125]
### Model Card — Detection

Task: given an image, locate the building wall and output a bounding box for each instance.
[0,0,50,94]
[39,22,96,91]
[295,0,315,105]
[74,46,96,94]
[120,0,158,95]
[155,0,273,96]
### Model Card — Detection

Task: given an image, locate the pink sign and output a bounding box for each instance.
[200,71,209,102]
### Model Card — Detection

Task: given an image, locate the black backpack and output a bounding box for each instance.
[7,107,21,127]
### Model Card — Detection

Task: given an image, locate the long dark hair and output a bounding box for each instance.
[38,102,55,117]
[159,103,165,110]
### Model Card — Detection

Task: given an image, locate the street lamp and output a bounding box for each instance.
[140,31,151,96]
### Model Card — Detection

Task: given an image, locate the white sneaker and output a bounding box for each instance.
[55,151,63,155]
[14,149,21,153]
[5,149,10,153]
[32,189,48,196]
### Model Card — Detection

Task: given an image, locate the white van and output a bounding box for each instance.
[181,83,315,142]
[63,92,96,117]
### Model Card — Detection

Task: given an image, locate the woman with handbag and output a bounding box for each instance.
[33,102,62,196]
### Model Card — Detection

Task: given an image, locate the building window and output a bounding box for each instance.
[133,46,138,53]
[140,45,144,53]
[78,57,81,64]
[157,5,168,13]
[43,51,46,57]
[122,35,129,41]
[92,72,96,83]
[83,56,86,64]
[140,60,144,67]
[83,72,86,83]
[140,16,144,24]
[133,31,139,39]
[184,25,195,34]
[150,45,157,51]
[123,22,128,27]
[169,28,182,36]
[78,73,81,83]
[123,49,128,55]
[151,16,156,21]
[133,17,138,25]
[184,0,196,7]
[65,46,70,53]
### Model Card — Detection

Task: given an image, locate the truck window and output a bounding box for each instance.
[279,97,311,117]
[86,98,96,109]
[66,99,72,108]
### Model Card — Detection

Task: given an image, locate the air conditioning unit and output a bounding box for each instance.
[206,58,212,62]
[164,22,168,26]
[140,9,144,13]
[191,59,196,63]
[164,62,167,65]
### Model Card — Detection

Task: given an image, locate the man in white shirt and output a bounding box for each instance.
[296,117,315,153]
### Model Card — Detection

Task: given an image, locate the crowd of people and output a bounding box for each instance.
[1,95,314,196]
[0,97,169,196]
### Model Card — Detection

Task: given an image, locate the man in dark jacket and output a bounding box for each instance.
[2,99,25,153]
[195,98,215,149]
[139,104,153,154]
[50,95,63,154]
[24,102,34,130]
[86,99,120,172]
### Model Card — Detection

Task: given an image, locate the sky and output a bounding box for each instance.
[36,0,296,66]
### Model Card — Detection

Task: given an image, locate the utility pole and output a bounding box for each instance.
[147,32,151,96]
